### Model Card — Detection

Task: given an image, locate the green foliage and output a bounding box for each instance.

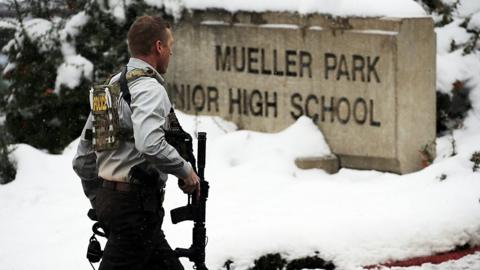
[418,0,479,137]
[2,8,66,152]
[286,254,335,270]
[419,0,479,55]
[249,253,287,270]
[417,0,458,27]
[76,0,168,82]
[0,126,16,185]
[436,80,472,135]
[245,253,335,270]
[471,151,480,172]
[463,19,480,55]
[75,1,130,82]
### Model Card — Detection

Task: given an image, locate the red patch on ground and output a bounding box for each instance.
[363,246,480,269]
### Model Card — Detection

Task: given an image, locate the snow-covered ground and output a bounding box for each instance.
[1,110,480,270]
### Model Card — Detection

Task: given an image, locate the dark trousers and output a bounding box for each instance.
[95,186,184,270]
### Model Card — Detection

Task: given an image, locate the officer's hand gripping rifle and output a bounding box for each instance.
[164,110,209,270]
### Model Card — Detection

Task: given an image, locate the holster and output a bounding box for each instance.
[130,165,165,214]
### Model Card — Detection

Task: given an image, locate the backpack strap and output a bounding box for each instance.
[119,66,157,107]
[119,66,130,106]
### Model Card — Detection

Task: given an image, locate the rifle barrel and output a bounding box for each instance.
[197,132,206,179]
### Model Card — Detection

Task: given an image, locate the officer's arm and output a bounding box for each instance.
[72,113,101,207]
[130,78,192,179]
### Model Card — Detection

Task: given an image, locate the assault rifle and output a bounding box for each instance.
[165,110,209,270]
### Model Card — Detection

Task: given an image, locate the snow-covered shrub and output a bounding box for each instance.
[471,151,480,172]
[436,80,472,132]
[420,0,480,135]
[74,0,169,81]
[286,255,335,270]
[0,0,168,153]
[249,253,287,270]
[245,253,335,270]
[0,125,16,185]
[417,0,458,26]
[1,11,66,153]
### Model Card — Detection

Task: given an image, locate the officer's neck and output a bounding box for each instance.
[133,55,159,72]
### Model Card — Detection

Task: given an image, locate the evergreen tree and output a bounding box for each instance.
[0,0,169,154]
[76,0,169,82]
[2,0,65,153]
[0,125,16,185]
[418,0,480,135]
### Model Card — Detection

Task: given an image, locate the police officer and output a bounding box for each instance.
[72,15,200,270]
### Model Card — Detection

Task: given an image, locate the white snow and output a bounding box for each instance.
[456,0,480,18]
[59,11,90,56]
[1,18,56,55]
[64,11,90,37]
[0,18,17,30]
[467,11,480,31]
[1,109,480,270]
[182,0,426,18]
[126,0,427,20]
[258,24,300,29]
[54,55,94,92]
[52,11,94,92]
[436,51,480,94]
[435,16,480,95]
[95,0,131,22]
[0,54,7,67]
[2,61,15,75]
[435,19,471,55]
[22,18,53,41]
[20,18,56,53]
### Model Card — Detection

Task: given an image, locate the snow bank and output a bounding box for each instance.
[125,0,427,21]
[2,112,480,270]
[182,0,426,17]
[210,116,331,173]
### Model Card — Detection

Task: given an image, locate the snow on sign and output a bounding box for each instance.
[166,10,436,174]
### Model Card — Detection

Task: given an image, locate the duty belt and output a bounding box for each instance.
[102,180,136,192]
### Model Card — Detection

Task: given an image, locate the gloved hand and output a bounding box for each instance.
[179,168,200,197]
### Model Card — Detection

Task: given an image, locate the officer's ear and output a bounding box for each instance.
[155,40,163,54]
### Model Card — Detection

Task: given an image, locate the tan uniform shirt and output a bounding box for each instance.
[72,58,191,188]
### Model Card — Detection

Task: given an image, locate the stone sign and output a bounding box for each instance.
[166,10,436,174]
